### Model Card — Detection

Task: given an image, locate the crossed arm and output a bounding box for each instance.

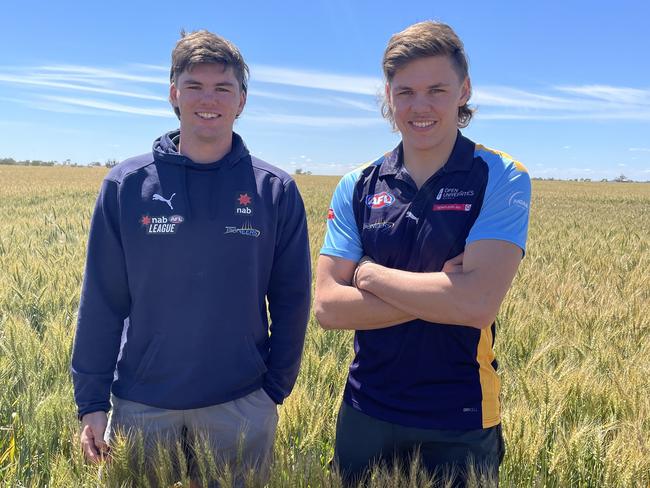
[314,239,523,330]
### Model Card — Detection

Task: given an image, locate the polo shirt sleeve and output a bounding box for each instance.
[466,161,531,254]
[320,170,363,262]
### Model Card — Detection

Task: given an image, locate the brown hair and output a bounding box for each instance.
[170,30,249,118]
[381,21,474,129]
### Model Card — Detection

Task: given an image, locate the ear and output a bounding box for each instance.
[237,90,247,117]
[384,81,392,104]
[169,83,179,109]
[459,77,471,106]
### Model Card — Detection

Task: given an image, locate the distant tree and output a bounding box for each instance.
[105,158,119,168]
[89,161,102,167]
[294,168,312,176]
[614,174,630,183]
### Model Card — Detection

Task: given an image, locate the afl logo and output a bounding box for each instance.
[169,215,184,224]
[366,192,395,209]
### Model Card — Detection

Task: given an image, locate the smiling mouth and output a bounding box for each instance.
[196,112,220,120]
[409,120,436,128]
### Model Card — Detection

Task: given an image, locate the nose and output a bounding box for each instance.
[199,89,219,104]
[411,92,432,112]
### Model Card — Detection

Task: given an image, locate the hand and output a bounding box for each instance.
[80,411,109,463]
[442,252,464,274]
[352,255,375,289]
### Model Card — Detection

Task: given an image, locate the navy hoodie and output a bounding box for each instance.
[71,131,311,418]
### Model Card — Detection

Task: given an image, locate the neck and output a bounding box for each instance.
[178,132,233,164]
[402,131,458,187]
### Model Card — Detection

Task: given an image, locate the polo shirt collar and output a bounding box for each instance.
[379,131,475,178]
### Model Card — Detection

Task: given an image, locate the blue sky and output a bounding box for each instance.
[2,0,649,180]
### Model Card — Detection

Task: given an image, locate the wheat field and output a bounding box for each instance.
[0,166,648,487]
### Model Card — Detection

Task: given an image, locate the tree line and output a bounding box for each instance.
[0,157,119,167]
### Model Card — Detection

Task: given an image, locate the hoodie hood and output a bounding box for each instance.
[152,129,250,169]
[151,130,250,220]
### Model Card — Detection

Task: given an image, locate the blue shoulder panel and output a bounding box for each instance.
[320,157,383,262]
[466,145,531,254]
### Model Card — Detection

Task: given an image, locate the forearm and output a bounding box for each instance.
[264,288,310,404]
[315,281,415,330]
[356,264,491,329]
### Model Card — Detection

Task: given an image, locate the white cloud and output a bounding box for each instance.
[555,85,650,105]
[251,64,382,95]
[245,112,382,127]
[38,65,167,85]
[629,147,650,152]
[0,74,166,101]
[42,95,174,118]
[2,62,650,123]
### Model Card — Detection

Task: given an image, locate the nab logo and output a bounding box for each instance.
[235,192,253,215]
[366,192,395,209]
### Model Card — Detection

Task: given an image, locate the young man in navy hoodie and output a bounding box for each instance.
[315,21,530,486]
[72,30,311,484]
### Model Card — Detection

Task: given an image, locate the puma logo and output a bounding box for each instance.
[153,193,176,210]
[405,211,419,224]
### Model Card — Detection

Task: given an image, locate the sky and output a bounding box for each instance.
[2,0,649,180]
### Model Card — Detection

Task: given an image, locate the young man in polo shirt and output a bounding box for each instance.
[72,30,311,486]
[315,21,530,486]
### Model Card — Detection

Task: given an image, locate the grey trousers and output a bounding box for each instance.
[105,388,278,487]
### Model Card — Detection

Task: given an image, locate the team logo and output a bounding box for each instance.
[327,208,335,220]
[363,220,394,230]
[508,191,529,210]
[235,192,254,215]
[152,193,176,210]
[366,192,395,209]
[435,188,475,201]
[224,222,261,237]
[432,203,472,212]
[140,214,183,234]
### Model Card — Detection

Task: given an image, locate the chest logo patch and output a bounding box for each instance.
[153,193,176,210]
[363,221,394,230]
[141,214,184,234]
[432,203,472,212]
[436,188,475,201]
[225,222,261,237]
[235,192,254,215]
[366,191,395,209]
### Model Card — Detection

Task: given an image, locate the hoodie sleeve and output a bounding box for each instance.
[263,179,311,404]
[71,178,130,418]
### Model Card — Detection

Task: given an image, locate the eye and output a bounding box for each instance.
[397,90,413,96]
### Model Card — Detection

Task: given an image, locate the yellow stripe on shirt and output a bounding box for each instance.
[477,326,501,427]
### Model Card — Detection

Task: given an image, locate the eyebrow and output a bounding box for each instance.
[182,79,237,88]
[393,82,450,90]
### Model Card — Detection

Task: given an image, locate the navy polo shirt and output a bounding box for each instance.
[321,132,531,430]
